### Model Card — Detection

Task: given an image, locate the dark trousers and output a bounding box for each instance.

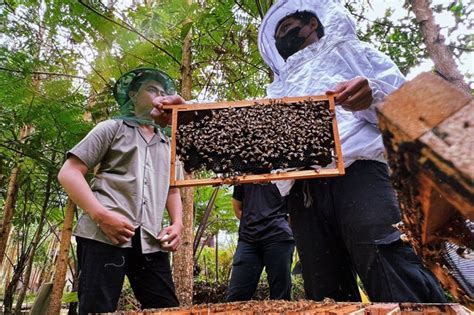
[288,160,447,302]
[76,231,179,315]
[227,239,295,301]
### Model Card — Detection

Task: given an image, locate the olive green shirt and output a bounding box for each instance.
[69,119,172,253]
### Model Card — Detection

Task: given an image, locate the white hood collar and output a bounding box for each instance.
[258,0,357,76]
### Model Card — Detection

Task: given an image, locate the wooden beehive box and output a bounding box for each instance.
[108,301,472,314]
[164,95,344,187]
[377,72,473,307]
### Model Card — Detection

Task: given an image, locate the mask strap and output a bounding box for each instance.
[302,25,316,41]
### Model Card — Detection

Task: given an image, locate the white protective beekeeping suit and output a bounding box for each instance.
[258,0,406,195]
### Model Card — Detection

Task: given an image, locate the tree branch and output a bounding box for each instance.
[410,0,470,93]
[0,67,89,80]
[77,0,181,66]
[255,0,265,19]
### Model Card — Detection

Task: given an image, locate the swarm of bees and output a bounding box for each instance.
[176,99,335,176]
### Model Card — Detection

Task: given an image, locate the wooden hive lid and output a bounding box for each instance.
[377,72,472,143]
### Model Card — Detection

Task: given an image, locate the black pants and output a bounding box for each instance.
[288,160,446,302]
[76,230,179,315]
[227,239,295,301]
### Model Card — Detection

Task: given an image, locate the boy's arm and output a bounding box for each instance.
[158,187,184,252]
[57,156,135,244]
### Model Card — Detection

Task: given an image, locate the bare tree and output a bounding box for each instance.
[172,9,195,305]
[48,199,76,315]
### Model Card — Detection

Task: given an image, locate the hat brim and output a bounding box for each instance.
[113,68,176,106]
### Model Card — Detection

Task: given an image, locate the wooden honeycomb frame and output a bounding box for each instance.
[163,95,344,187]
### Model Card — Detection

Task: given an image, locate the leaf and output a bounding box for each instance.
[181,20,193,40]
[62,291,79,303]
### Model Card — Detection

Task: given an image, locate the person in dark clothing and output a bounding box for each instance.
[257,1,447,303]
[226,183,295,301]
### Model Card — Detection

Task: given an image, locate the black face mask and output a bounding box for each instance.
[275,26,313,60]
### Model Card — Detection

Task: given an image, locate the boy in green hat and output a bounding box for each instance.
[58,68,185,314]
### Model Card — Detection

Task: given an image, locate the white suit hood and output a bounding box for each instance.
[257,0,406,196]
[258,0,357,76]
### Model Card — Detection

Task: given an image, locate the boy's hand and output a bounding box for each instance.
[326,76,373,111]
[157,222,183,252]
[151,95,186,127]
[96,211,135,245]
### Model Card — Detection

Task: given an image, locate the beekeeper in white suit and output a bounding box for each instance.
[258,0,447,302]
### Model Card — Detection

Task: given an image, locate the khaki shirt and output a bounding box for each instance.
[69,119,171,253]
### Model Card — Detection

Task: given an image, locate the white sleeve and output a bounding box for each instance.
[266,75,285,98]
[349,44,406,124]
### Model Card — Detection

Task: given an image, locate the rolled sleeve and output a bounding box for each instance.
[352,46,406,124]
[68,120,120,169]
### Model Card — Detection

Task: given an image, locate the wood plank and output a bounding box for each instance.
[170,105,178,186]
[328,304,363,314]
[125,303,471,314]
[418,167,473,221]
[363,303,400,315]
[172,169,343,188]
[377,72,471,142]
[163,95,332,111]
[418,101,474,220]
[418,173,456,244]
[446,304,472,315]
[431,263,474,309]
[419,101,473,180]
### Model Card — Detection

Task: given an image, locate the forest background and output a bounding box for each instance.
[0,0,472,313]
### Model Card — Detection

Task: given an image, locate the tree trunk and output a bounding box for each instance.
[37,234,59,286]
[14,240,39,314]
[193,187,219,257]
[1,0,43,267]
[48,199,75,315]
[172,2,195,305]
[3,248,29,313]
[1,233,17,302]
[14,167,54,314]
[0,125,35,310]
[0,166,21,268]
[0,228,14,287]
[410,0,470,94]
[30,267,40,292]
[215,230,219,283]
[173,176,194,306]
[0,154,4,193]
[0,123,33,267]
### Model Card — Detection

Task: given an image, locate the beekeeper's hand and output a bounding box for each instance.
[326,76,373,111]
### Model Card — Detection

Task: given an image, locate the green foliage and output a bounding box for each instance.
[194,185,238,236]
[346,3,426,75]
[449,1,464,17]
[291,275,306,300]
[62,291,79,303]
[195,245,235,283]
